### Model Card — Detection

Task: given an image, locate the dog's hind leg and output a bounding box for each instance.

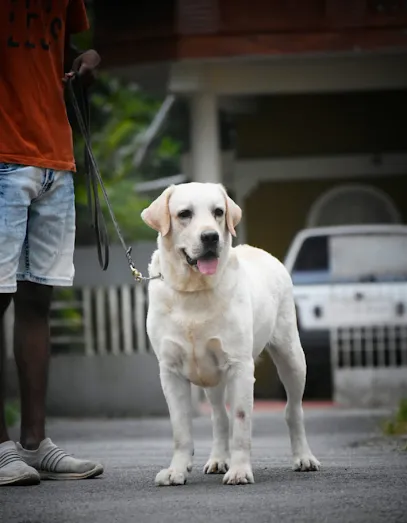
[203,382,230,474]
[268,299,320,471]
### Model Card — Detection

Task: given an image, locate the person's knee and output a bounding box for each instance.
[14,282,53,318]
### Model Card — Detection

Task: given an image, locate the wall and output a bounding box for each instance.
[245,174,407,263]
[73,241,156,287]
[236,90,407,159]
[6,354,170,417]
[335,369,407,408]
[94,0,407,65]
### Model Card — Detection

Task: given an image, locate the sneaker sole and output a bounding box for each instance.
[0,472,41,486]
[39,464,104,481]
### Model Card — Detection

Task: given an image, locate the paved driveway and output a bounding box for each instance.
[1,406,406,523]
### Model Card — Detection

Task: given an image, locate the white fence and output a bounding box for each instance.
[3,284,149,359]
[328,284,407,406]
[1,242,156,359]
[331,325,407,369]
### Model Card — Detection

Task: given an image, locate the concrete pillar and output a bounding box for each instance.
[190,92,221,184]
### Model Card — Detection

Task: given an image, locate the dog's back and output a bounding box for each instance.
[234,244,298,357]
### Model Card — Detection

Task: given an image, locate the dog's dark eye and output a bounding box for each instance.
[214,208,224,218]
[178,209,192,219]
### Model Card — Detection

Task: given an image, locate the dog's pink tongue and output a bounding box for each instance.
[197,258,219,275]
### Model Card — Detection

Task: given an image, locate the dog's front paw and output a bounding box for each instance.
[203,456,229,474]
[155,468,187,486]
[293,454,320,472]
[223,463,254,485]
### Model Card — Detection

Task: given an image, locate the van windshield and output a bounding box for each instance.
[291,233,407,285]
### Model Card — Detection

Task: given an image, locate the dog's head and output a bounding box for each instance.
[141,183,241,276]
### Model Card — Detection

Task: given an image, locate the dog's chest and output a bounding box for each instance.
[184,334,228,387]
[159,295,229,387]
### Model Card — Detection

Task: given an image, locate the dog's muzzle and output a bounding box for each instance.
[182,247,220,276]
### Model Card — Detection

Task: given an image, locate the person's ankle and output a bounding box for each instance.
[19,435,45,451]
[0,425,11,445]
[0,435,11,446]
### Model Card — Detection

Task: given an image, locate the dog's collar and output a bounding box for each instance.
[147,273,163,282]
[131,265,163,283]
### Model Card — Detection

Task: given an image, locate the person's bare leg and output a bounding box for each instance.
[0,293,13,444]
[0,289,41,486]
[12,281,104,480]
[13,281,53,450]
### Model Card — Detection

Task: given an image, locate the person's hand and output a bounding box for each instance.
[64,49,101,86]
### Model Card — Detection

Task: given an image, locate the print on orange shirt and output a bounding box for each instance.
[7,0,63,51]
[0,1,89,172]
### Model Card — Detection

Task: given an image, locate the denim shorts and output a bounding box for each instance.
[0,163,75,292]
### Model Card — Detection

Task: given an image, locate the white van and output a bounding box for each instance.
[284,225,407,385]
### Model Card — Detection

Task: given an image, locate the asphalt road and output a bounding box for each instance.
[1,406,406,523]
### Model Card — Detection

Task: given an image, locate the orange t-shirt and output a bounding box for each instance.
[0,0,89,172]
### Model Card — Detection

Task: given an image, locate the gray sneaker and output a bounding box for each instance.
[0,441,40,486]
[16,438,104,480]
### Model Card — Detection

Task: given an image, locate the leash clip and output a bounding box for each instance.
[130,264,143,283]
[125,247,143,282]
[126,247,163,283]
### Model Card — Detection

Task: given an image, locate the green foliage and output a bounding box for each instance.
[382,399,407,439]
[396,398,407,423]
[5,400,20,428]
[50,288,85,355]
[83,74,181,181]
[70,72,182,244]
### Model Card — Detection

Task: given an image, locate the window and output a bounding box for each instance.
[291,232,407,285]
[292,236,330,285]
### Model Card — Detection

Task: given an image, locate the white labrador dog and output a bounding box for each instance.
[141,182,320,486]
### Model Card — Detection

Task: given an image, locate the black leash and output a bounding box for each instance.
[66,74,160,282]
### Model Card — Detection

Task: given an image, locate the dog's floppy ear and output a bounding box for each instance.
[219,185,242,237]
[141,185,175,236]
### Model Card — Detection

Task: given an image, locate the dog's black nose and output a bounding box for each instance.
[201,230,219,245]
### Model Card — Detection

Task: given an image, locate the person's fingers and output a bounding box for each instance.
[62,71,76,83]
